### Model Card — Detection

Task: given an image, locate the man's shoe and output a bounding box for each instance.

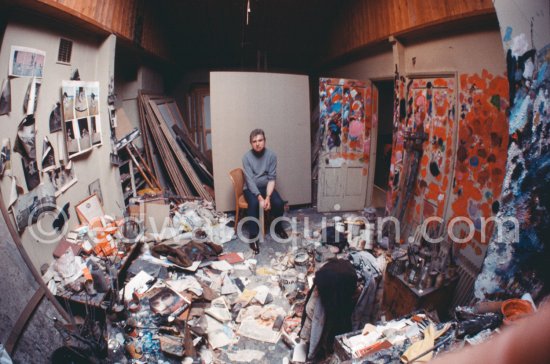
[275,226,289,240]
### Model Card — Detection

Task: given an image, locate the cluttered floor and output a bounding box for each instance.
[43,199,539,363]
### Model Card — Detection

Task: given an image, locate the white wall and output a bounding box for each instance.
[116,64,165,148]
[211,72,312,212]
[403,30,507,75]
[329,30,506,80]
[327,50,394,81]
[0,15,123,269]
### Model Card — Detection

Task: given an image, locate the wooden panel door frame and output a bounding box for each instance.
[366,84,379,207]
[317,77,378,212]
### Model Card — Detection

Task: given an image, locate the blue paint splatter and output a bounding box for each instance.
[474,217,482,230]
[537,61,547,85]
[509,94,529,133]
[503,26,513,42]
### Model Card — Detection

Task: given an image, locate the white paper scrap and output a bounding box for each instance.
[227,349,265,362]
[122,270,154,301]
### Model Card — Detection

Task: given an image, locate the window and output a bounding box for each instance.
[57,38,73,64]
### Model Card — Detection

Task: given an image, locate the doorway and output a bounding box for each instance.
[372,80,394,208]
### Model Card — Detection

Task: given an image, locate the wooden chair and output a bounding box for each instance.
[228,168,265,237]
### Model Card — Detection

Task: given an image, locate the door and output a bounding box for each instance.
[401,77,457,239]
[317,78,378,212]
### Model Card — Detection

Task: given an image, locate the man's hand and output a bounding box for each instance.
[264,195,271,211]
[257,195,271,211]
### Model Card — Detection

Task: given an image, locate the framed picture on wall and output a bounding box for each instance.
[75,193,104,223]
[61,80,102,158]
[88,178,103,205]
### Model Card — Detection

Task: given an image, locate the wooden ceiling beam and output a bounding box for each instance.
[321,0,497,66]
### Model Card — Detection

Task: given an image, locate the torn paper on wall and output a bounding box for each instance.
[41,136,55,172]
[23,77,41,115]
[0,78,11,115]
[11,181,56,231]
[0,139,11,176]
[47,161,77,197]
[49,102,62,133]
[8,176,19,208]
[14,115,39,190]
[14,115,36,159]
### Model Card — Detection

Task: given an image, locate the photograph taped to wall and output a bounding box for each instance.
[74,86,88,118]
[9,46,45,78]
[61,81,102,158]
[49,102,62,133]
[90,116,101,145]
[65,120,78,155]
[48,161,77,197]
[23,77,41,116]
[88,179,102,204]
[14,115,36,160]
[0,139,11,176]
[86,85,99,116]
[75,193,104,223]
[62,87,75,121]
[22,158,40,191]
[77,118,91,150]
[0,78,11,115]
[41,136,56,172]
[12,181,56,231]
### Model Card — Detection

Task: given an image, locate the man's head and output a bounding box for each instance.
[249,128,266,153]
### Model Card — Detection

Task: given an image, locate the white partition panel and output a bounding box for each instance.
[210,72,311,212]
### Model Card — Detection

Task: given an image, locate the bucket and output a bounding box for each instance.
[501,299,534,325]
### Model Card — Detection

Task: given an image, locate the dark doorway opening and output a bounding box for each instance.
[373,80,394,206]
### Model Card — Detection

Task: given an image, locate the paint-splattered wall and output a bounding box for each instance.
[450,71,509,261]
[475,40,550,300]
[386,72,509,259]
[402,78,456,239]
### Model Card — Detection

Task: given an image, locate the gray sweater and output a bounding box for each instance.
[242,148,277,197]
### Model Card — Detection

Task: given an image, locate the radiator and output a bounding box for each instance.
[450,252,480,308]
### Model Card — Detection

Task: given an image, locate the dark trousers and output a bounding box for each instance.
[243,187,285,239]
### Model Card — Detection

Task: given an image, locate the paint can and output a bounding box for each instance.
[363,207,377,223]
[363,226,376,250]
[334,216,345,233]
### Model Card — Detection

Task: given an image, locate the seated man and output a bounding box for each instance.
[242,128,288,251]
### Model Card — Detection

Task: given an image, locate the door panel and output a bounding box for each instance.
[323,168,342,197]
[402,77,457,238]
[345,167,364,196]
[317,78,378,212]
